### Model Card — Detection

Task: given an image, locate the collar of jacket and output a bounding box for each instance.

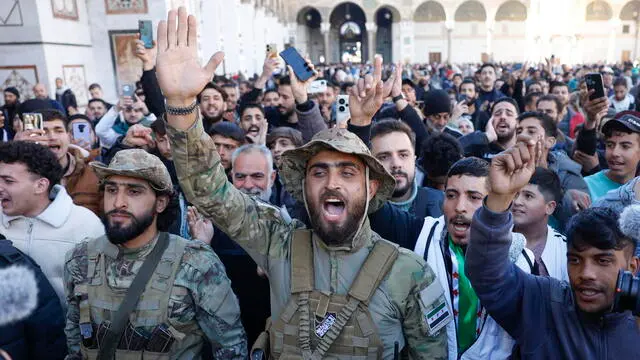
[2,185,73,228]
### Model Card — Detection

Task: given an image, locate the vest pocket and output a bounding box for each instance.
[142,351,171,360]
[115,349,143,359]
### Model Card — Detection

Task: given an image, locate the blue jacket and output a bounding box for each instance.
[0,239,66,360]
[466,205,640,359]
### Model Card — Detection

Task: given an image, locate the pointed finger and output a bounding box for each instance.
[373,81,384,106]
[167,9,177,48]
[373,54,382,84]
[204,52,225,77]
[187,14,198,48]
[357,78,365,97]
[364,74,373,91]
[177,7,188,47]
[157,20,168,51]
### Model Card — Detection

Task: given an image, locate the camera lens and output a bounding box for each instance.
[338,98,346,105]
[339,106,346,112]
[613,270,640,316]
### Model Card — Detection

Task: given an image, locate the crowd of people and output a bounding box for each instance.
[0,7,639,360]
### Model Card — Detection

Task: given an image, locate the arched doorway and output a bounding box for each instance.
[454,0,488,62]
[375,6,400,63]
[494,1,528,62]
[330,3,367,63]
[296,7,323,63]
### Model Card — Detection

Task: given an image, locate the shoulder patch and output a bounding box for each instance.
[65,240,89,263]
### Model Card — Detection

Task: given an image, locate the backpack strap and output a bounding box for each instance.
[0,240,27,266]
[348,240,399,303]
[290,229,314,294]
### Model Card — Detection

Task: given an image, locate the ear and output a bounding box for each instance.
[222,101,228,112]
[270,170,277,186]
[546,136,556,149]
[629,255,639,275]
[34,178,50,196]
[368,179,380,201]
[155,194,169,214]
[545,200,557,216]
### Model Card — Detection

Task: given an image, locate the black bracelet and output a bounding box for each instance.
[392,95,404,103]
[165,101,198,116]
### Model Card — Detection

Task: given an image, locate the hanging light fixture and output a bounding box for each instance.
[345,3,351,20]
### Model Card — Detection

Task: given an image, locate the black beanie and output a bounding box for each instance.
[422,90,451,116]
[4,87,20,99]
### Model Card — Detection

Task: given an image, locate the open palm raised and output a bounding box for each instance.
[156,7,224,108]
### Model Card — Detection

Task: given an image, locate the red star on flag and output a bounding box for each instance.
[452,289,459,296]
[452,272,459,279]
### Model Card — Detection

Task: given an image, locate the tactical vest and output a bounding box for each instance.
[77,235,201,360]
[269,230,399,360]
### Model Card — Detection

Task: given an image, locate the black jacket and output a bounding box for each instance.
[0,239,67,360]
[459,130,506,160]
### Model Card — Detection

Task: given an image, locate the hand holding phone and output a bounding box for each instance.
[279,47,315,82]
[585,73,606,100]
[308,80,327,94]
[72,122,92,144]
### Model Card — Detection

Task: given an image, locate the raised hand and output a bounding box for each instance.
[255,57,280,89]
[156,7,224,127]
[187,206,214,244]
[485,116,498,143]
[348,54,385,126]
[383,62,402,99]
[134,39,157,71]
[288,58,319,104]
[451,100,469,122]
[122,124,154,148]
[581,89,609,130]
[486,135,541,212]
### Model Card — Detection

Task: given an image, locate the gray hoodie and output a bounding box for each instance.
[548,151,590,228]
[593,176,640,256]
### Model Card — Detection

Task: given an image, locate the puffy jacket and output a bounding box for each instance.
[62,147,101,215]
[0,185,105,305]
[466,205,640,359]
[0,239,66,360]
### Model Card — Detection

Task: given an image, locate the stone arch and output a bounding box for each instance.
[455,0,487,22]
[620,1,640,20]
[296,6,322,28]
[374,5,401,23]
[414,1,446,22]
[495,1,527,21]
[586,1,613,21]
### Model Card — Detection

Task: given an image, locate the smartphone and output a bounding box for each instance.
[308,80,327,94]
[139,20,153,49]
[279,47,315,82]
[585,73,606,100]
[266,43,277,59]
[72,122,92,144]
[336,95,350,127]
[22,113,43,131]
[458,94,468,103]
[122,84,135,97]
[513,63,523,71]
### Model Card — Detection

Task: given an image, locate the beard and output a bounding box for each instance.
[240,186,272,203]
[497,128,516,143]
[277,105,294,119]
[391,170,413,199]
[307,189,366,246]
[101,208,155,245]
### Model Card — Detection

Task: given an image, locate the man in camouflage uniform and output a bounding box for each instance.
[63,149,247,359]
[158,7,449,359]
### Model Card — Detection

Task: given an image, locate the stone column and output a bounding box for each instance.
[399,20,414,63]
[321,22,331,64]
[366,22,377,62]
[445,20,455,64]
[486,20,494,62]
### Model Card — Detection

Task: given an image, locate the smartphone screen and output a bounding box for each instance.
[22,113,43,131]
[585,73,606,100]
[72,122,92,144]
[139,20,153,49]
[122,84,135,97]
[279,47,314,82]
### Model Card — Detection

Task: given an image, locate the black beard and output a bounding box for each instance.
[497,129,516,144]
[392,178,413,199]
[307,194,366,246]
[202,113,223,132]
[101,209,155,245]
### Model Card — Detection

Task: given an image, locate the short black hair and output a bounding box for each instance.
[0,141,63,191]
[420,132,464,178]
[537,94,564,113]
[240,103,265,118]
[566,207,636,254]
[279,76,291,86]
[460,79,477,91]
[480,63,496,73]
[491,97,520,115]
[38,108,68,129]
[88,83,102,91]
[198,82,229,103]
[529,167,563,205]
[517,111,557,137]
[453,73,463,80]
[613,77,628,88]
[524,91,542,108]
[526,81,541,93]
[370,119,416,149]
[549,81,568,94]
[156,189,180,232]
[402,78,416,88]
[88,98,108,107]
[447,157,489,180]
[264,88,279,97]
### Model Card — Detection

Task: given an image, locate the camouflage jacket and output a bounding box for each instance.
[63,233,248,359]
[167,118,448,359]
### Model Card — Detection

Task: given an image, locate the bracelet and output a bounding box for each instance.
[165,101,198,116]
[392,94,404,103]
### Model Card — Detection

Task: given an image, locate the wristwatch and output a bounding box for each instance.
[392,94,404,103]
[165,101,198,116]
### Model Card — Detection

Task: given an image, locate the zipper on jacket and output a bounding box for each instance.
[27,220,34,254]
[599,316,606,360]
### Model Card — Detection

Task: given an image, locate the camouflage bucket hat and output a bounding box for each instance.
[90,149,173,193]
[279,128,395,213]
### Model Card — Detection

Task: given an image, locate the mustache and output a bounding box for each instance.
[390,170,408,178]
[320,189,346,203]
[449,215,471,225]
[106,209,135,218]
[248,125,260,133]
